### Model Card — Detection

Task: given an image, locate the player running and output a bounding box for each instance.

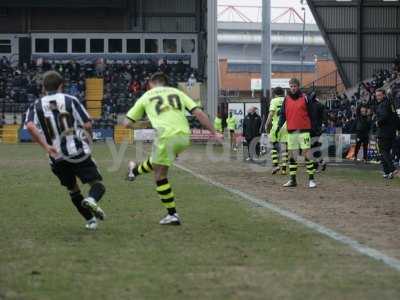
[25,71,106,230]
[265,87,288,175]
[278,78,317,188]
[124,72,215,225]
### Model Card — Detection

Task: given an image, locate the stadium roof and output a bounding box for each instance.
[307,0,400,88]
[218,22,320,33]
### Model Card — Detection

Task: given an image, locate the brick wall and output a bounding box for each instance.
[219,58,339,92]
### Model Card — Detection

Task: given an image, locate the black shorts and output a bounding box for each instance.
[230,130,235,133]
[51,156,102,190]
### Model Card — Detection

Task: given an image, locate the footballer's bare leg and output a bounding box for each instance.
[153,165,181,225]
[81,180,106,220]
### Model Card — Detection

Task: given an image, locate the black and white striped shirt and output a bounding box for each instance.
[25,92,92,161]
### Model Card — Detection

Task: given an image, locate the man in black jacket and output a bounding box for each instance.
[309,92,328,171]
[243,107,262,161]
[375,88,398,178]
[353,105,372,162]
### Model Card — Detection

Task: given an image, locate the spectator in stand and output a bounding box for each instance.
[129,77,142,95]
[187,73,197,89]
[353,106,372,162]
[159,59,170,74]
[342,116,355,134]
[375,88,399,178]
[326,120,336,134]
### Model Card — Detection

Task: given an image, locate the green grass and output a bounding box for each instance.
[1,144,400,300]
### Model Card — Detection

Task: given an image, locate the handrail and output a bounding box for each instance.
[303,69,344,93]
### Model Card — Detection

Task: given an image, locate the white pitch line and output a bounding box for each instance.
[175,163,400,273]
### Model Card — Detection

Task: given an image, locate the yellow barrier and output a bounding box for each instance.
[0,125,19,144]
[85,78,104,119]
[86,101,103,109]
[114,125,133,144]
[87,109,102,119]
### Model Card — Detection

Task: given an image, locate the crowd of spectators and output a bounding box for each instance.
[322,68,400,135]
[0,56,201,127]
[100,58,200,125]
[2,53,400,137]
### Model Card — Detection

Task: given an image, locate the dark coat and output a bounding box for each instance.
[376,97,398,138]
[309,97,327,137]
[243,112,262,140]
[353,115,372,137]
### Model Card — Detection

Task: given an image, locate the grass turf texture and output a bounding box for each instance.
[0,144,400,300]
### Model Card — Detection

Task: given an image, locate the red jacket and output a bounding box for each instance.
[283,93,312,131]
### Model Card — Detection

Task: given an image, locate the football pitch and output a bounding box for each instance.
[1,144,400,300]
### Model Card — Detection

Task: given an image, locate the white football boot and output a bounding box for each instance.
[85,217,98,230]
[127,161,136,181]
[159,213,181,225]
[283,180,297,187]
[82,197,106,221]
[308,180,317,189]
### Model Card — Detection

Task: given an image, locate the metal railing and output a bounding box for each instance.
[303,70,345,95]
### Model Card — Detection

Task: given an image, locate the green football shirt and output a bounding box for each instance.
[126,86,199,139]
[226,116,237,130]
[269,96,285,127]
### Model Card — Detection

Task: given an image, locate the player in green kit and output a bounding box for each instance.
[265,87,288,175]
[123,72,215,225]
[226,112,238,150]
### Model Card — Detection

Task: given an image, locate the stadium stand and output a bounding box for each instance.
[0,56,202,129]
[316,66,400,135]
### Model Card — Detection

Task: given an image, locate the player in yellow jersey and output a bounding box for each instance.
[226,112,238,150]
[123,72,215,225]
[214,113,223,133]
[265,87,288,175]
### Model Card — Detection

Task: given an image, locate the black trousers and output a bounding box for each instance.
[378,137,395,175]
[311,135,322,160]
[354,135,369,160]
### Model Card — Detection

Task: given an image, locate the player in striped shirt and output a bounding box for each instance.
[25,71,106,230]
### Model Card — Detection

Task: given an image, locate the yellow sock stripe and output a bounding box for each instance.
[162,200,176,209]
[160,192,175,200]
[143,160,152,172]
[271,150,279,164]
[138,164,145,174]
[289,164,297,176]
[306,161,315,175]
[156,183,171,193]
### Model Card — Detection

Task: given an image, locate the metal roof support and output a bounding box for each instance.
[207,0,218,120]
[306,0,351,88]
[261,0,271,119]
